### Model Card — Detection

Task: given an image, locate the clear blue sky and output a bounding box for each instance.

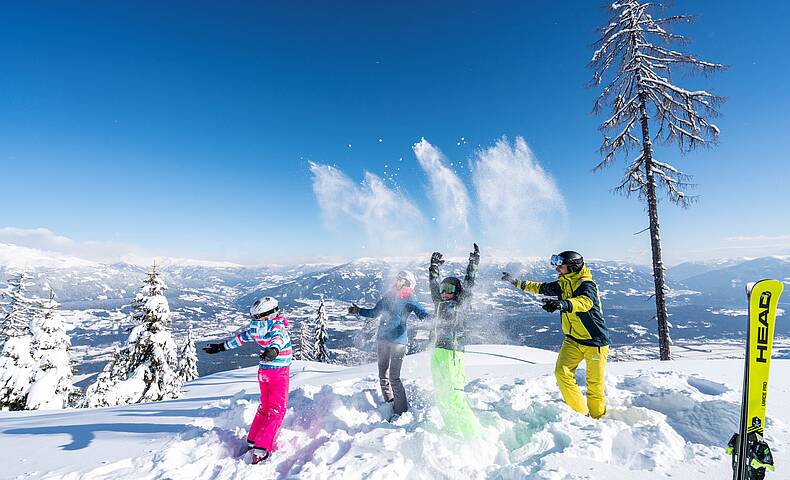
[1,1,788,265]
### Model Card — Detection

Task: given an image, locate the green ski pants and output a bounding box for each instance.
[430,348,480,439]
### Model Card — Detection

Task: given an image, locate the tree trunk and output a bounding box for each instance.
[637,93,672,361]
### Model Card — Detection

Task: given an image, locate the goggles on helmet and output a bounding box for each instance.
[550,254,564,267]
[252,307,278,320]
[440,283,457,294]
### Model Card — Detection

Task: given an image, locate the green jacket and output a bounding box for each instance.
[516,265,609,347]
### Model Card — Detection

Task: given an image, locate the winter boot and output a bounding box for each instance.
[251,447,270,465]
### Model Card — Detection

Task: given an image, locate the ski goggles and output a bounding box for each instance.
[440,283,457,294]
[550,254,564,267]
[252,307,278,320]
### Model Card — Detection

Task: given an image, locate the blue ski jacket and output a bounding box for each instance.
[357,292,430,345]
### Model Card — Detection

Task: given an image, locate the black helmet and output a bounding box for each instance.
[439,277,463,297]
[550,251,584,273]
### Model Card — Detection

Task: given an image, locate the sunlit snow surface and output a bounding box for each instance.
[2,345,788,479]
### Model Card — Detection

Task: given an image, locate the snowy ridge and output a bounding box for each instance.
[0,243,98,270]
[2,345,787,479]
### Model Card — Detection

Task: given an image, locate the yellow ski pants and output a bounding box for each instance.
[554,337,608,418]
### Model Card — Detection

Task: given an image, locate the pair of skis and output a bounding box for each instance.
[727,279,784,480]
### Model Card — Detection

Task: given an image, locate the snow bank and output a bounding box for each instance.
[1,346,788,479]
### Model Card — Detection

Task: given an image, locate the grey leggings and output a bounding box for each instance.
[377,340,408,414]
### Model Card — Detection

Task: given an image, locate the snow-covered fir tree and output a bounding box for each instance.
[590,0,724,360]
[26,291,77,410]
[313,297,330,363]
[0,272,38,410]
[299,314,316,361]
[84,264,183,407]
[84,348,124,407]
[177,323,199,383]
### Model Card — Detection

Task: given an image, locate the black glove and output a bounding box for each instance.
[202,343,225,354]
[469,243,480,266]
[260,346,280,362]
[430,252,444,266]
[348,303,361,315]
[541,299,563,313]
[501,272,516,285]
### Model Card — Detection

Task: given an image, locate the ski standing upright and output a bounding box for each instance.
[728,279,783,480]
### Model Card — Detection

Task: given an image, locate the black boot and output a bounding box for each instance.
[251,447,270,465]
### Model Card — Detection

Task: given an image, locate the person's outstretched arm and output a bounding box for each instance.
[501,272,562,297]
[406,296,432,320]
[463,243,480,292]
[429,252,443,305]
[357,299,383,318]
[348,299,383,317]
[203,322,262,354]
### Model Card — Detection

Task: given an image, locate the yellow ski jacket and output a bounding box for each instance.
[516,265,609,347]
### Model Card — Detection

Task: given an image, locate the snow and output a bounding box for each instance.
[0,243,98,269]
[2,344,786,479]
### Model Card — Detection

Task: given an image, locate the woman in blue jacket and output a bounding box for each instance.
[348,270,430,419]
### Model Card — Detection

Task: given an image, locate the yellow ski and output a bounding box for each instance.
[730,279,783,480]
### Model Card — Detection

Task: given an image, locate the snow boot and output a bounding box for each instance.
[251,447,270,465]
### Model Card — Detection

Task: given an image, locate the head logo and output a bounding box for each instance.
[755,291,772,364]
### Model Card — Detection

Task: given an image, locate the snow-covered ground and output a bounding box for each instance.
[2,345,788,479]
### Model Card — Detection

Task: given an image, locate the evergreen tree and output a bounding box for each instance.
[84,348,124,407]
[300,314,316,361]
[0,273,37,410]
[26,291,77,410]
[590,0,724,360]
[313,297,330,363]
[84,264,183,407]
[177,323,199,383]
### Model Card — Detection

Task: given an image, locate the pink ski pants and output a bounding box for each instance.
[248,366,290,451]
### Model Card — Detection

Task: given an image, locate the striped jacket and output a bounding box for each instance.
[223,313,292,369]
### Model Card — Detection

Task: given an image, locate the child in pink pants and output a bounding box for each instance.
[203,296,292,464]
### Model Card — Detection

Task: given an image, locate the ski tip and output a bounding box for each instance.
[747,279,785,297]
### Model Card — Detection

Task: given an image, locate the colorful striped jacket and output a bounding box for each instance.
[223,313,292,369]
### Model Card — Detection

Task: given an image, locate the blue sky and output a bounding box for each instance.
[1,1,788,265]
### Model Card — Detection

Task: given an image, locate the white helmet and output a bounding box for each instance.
[395,270,416,289]
[250,296,279,319]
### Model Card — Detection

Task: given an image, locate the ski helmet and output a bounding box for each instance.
[395,270,417,289]
[250,296,279,319]
[439,277,463,297]
[550,251,584,273]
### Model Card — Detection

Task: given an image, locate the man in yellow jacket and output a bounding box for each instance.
[502,251,610,418]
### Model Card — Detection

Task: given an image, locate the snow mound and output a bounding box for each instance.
[2,348,788,479]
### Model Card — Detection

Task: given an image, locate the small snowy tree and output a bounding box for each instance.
[84,348,125,407]
[26,291,77,410]
[590,0,724,360]
[300,315,316,361]
[313,298,330,363]
[177,323,199,383]
[0,273,38,410]
[84,264,183,407]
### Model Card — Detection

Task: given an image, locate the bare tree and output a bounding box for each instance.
[590,0,724,360]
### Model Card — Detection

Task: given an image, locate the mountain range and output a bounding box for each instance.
[1,243,788,376]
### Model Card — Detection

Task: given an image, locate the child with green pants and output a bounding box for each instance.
[427,244,482,439]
